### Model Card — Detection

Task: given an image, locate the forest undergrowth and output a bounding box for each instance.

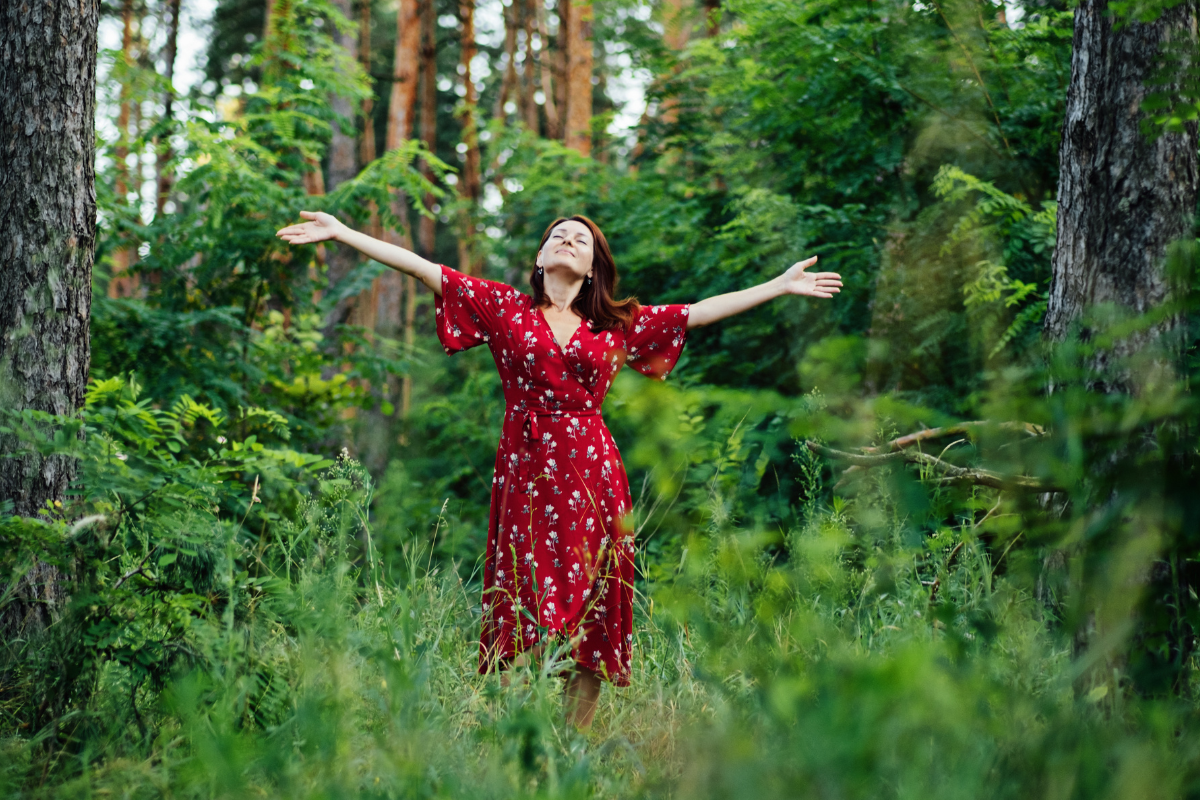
[6,306,1200,798]
[4,0,1200,793]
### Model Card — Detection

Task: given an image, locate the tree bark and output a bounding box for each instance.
[0,0,99,632]
[387,0,421,152]
[155,0,181,216]
[1044,0,1199,357]
[562,0,593,154]
[553,0,568,141]
[497,0,519,120]
[359,0,377,172]
[521,0,538,133]
[458,0,483,276]
[703,0,719,37]
[110,0,139,299]
[328,0,359,191]
[535,0,560,138]
[418,0,438,262]
[376,0,419,339]
[350,0,382,333]
[323,0,362,325]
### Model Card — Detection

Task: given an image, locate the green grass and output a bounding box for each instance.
[7,491,1198,799]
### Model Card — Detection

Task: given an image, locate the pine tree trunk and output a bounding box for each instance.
[323,0,362,326]
[562,0,592,154]
[328,0,360,191]
[377,0,420,340]
[553,0,568,141]
[458,0,483,276]
[521,0,540,133]
[1044,0,1199,359]
[155,0,181,216]
[418,0,438,261]
[535,0,559,138]
[359,0,377,173]
[110,0,138,299]
[0,0,99,633]
[703,0,719,37]
[497,0,519,120]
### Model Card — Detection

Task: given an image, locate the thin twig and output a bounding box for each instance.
[114,547,159,590]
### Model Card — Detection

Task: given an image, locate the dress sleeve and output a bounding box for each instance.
[625,303,690,380]
[434,264,518,355]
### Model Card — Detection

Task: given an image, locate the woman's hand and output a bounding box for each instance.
[276,211,346,245]
[778,256,842,299]
[686,256,844,329]
[277,210,444,294]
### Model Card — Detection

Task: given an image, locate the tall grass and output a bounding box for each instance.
[6,401,1199,798]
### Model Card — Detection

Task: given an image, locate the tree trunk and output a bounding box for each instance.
[110,0,138,299]
[380,0,420,423]
[1044,0,1199,359]
[497,0,519,120]
[562,0,592,154]
[359,0,377,173]
[458,0,483,276]
[323,0,362,325]
[379,0,419,332]
[553,0,568,141]
[155,0,181,216]
[535,0,560,138]
[0,0,99,633]
[658,0,691,126]
[387,0,421,154]
[349,0,382,333]
[328,0,359,191]
[419,0,438,262]
[521,0,539,133]
[703,0,719,37]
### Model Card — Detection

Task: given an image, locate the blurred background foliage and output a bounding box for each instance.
[3,0,1200,795]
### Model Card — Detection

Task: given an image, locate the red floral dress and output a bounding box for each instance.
[434,265,689,686]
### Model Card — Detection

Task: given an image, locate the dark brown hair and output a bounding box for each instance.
[530,215,639,331]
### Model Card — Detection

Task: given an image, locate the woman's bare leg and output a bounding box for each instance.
[564,665,601,730]
[500,640,546,688]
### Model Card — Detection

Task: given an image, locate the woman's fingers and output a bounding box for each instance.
[299,210,319,221]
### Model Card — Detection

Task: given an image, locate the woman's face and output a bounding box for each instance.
[537,220,594,280]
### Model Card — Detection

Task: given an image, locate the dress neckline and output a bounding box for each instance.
[535,305,586,352]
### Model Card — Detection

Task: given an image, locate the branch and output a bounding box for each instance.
[862,420,1044,454]
[806,441,1063,492]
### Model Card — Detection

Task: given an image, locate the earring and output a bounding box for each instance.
[536,265,543,274]
[586,275,592,285]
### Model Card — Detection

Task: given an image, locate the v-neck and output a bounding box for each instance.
[535,305,586,353]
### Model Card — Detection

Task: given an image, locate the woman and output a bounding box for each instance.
[276,212,842,728]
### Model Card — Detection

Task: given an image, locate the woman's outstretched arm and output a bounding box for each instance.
[276,211,443,296]
[686,257,842,330]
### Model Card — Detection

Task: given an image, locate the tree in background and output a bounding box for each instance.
[1044,0,1199,363]
[562,0,593,154]
[0,0,100,631]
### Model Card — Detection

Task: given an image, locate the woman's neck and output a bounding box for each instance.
[541,270,585,315]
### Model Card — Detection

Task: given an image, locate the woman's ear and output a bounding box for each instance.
[535,248,543,267]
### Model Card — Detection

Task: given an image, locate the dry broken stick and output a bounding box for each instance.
[806,441,1063,492]
[836,421,1047,486]
[860,421,1045,455]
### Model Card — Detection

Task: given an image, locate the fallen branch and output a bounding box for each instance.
[861,421,1045,454]
[807,441,1063,492]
